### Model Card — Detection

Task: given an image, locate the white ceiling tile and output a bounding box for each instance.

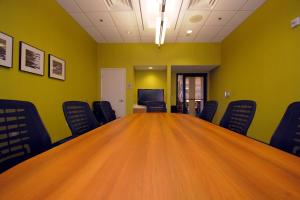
[214,0,247,11]
[181,10,211,27]
[84,27,105,42]
[98,27,119,35]
[123,36,140,43]
[111,11,138,27]
[141,36,155,43]
[119,27,140,37]
[140,28,155,37]
[195,26,223,42]
[178,27,201,38]
[166,29,179,38]
[103,35,123,42]
[179,24,203,36]
[57,0,81,13]
[211,36,225,42]
[98,27,122,42]
[228,11,252,26]
[217,26,236,37]
[176,36,195,43]
[194,34,215,42]
[165,37,177,43]
[75,0,108,12]
[70,13,93,27]
[242,0,266,11]
[86,12,114,27]
[205,11,236,26]
[198,26,223,35]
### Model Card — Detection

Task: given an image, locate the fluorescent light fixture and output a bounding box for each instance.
[155,17,161,45]
[148,66,153,70]
[160,22,167,44]
[155,0,167,46]
[186,30,193,34]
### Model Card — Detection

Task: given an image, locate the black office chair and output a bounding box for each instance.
[0,100,52,172]
[270,102,300,157]
[220,100,256,135]
[199,101,218,122]
[63,101,100,135]
[145,101,167,112]
[93,101,116,124]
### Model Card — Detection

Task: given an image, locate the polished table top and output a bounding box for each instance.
[1,113,300,199]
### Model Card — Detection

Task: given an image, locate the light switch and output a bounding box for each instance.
[127,83,133,89]
[224,91,231,98]
[291,16,300,28]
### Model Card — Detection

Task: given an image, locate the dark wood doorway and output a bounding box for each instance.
[176,73,207,116]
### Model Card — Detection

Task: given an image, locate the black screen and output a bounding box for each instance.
[138,89,164,105]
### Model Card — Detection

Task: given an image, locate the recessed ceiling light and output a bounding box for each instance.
[186,30,193,34]
[148,67,153,70]
[127,31,131,35]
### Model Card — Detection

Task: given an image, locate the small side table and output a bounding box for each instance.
[133,104,147,113]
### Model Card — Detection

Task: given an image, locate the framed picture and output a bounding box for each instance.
[48,54,65,81]
[19,42,44,75]
[0,32,13,68]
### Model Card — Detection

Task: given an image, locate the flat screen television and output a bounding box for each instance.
[138,89,164,105]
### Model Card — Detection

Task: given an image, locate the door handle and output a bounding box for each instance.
[119,99,124,103]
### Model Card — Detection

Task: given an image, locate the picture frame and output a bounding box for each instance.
[48,54,65,81]
[0,32,13,68]
[19,41,44,75]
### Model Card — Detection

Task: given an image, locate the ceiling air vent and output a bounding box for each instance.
[188,0,217,10]
[104,0,133,11]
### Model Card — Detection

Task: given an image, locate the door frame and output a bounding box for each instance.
[100,67,126,117]
[176,73,208,114]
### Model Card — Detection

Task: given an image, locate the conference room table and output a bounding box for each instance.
[1,113,300,199]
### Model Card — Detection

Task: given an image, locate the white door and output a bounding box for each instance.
[101,68,126,117]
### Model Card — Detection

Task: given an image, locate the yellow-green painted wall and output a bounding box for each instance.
[210,0,300,143]
[0,0,98,142]
[135,70,167,103]
[98,43,221,114]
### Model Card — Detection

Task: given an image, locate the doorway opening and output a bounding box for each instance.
[176,73,207,116]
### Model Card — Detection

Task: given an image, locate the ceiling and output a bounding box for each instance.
[56,0,266,43]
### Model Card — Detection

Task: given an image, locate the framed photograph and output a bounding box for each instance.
[48,54,65,81]
[19,42,44,75]
[0,32,13,68]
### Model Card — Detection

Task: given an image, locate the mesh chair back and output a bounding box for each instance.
[220,100,256,135]
[63,101,99,136]
[0,100,51,172]
[199,101,218,122]
[93,101,116,124]
[270,102,300,157]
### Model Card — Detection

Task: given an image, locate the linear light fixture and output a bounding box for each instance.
[155,0,167,46]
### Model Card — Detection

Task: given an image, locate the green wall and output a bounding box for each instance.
[98,43,221,114]
[210,0,300,143]
[135,70,167,103]
[0,0,98,142]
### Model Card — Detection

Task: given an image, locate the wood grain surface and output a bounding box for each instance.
[1,113,300,200]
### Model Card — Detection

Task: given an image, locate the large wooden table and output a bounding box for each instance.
[1,113,300,199]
